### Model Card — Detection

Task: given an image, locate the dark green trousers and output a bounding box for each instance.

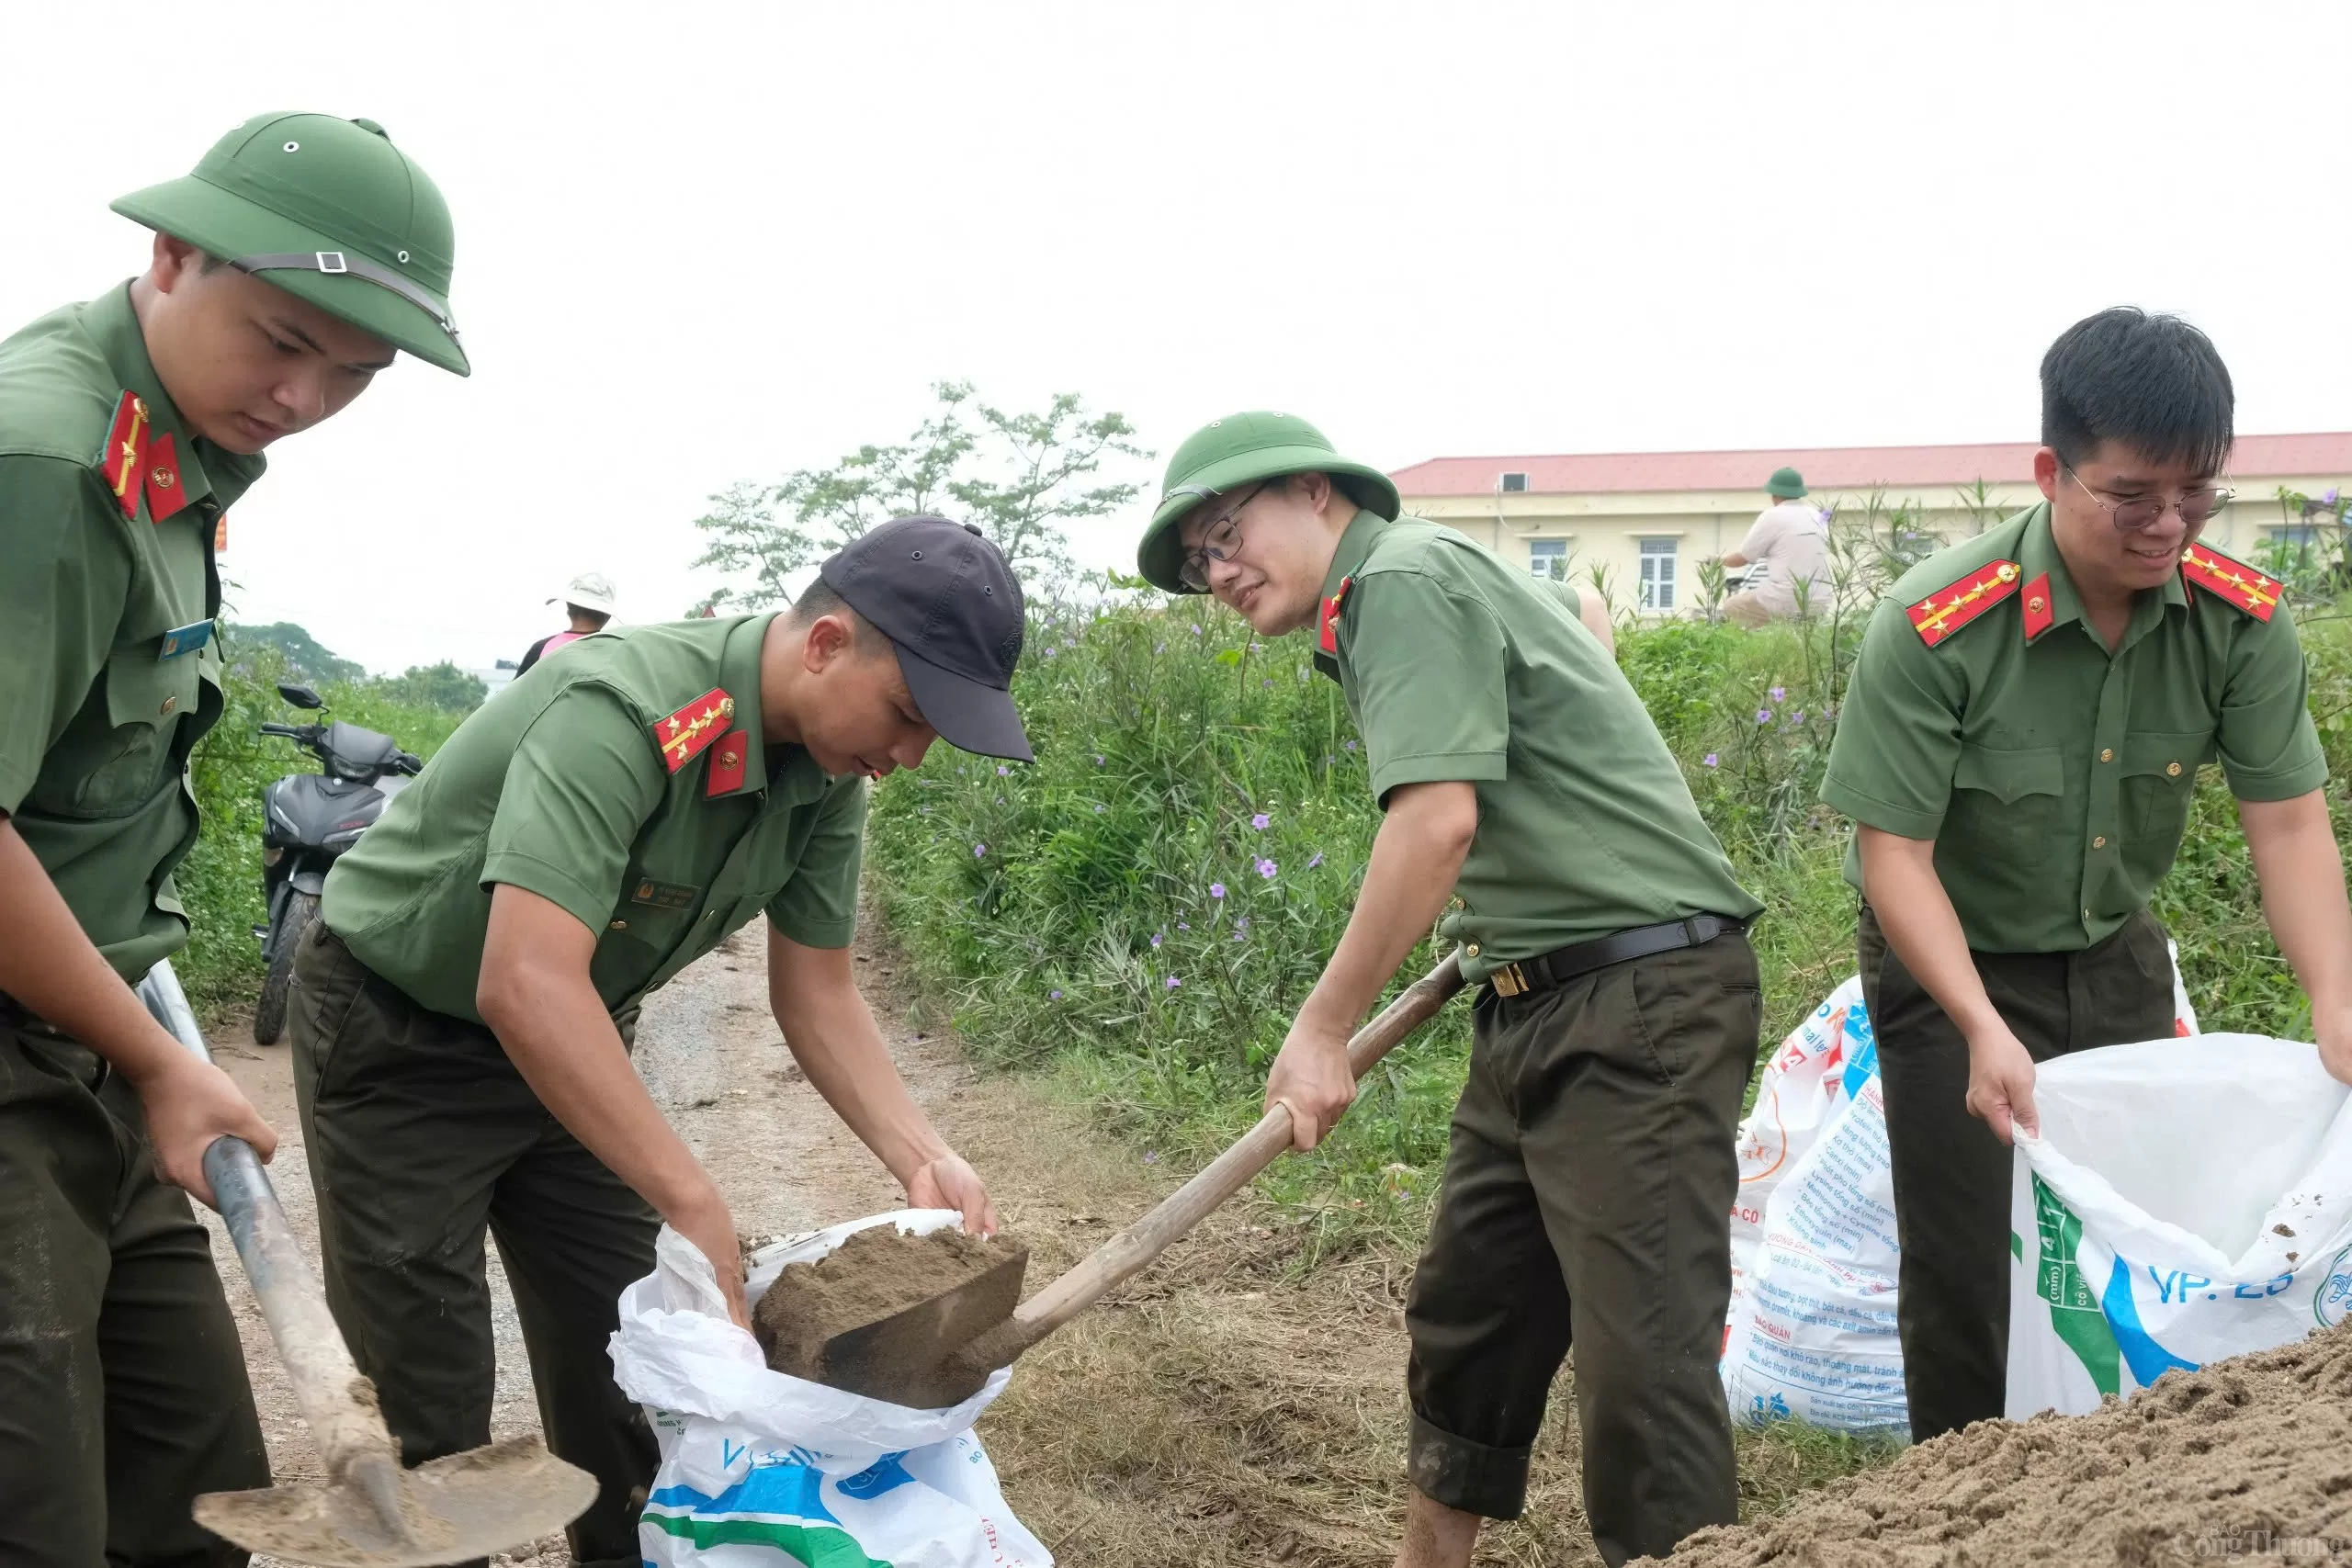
[1404,932,1759,1568]
[1859,904,2176,1441]
[288,924,659,1568]
[0,1016,270,1568]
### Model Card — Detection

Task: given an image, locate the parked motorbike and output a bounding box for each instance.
[251,682,423,1043]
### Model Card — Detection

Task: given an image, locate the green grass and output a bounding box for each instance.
[175,634,469,1011]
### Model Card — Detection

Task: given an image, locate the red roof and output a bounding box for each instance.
[1389,434,2352,497]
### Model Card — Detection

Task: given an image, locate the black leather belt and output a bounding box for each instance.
[1486,914,1747,998]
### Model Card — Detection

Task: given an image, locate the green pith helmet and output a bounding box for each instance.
[112,112,469,377]
[1768,466,1807,499]
[1137,411,1401,593]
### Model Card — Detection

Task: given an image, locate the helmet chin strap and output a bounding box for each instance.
[229,250,462,348]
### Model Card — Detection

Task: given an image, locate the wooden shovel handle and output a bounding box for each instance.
[987,951,1465,1359]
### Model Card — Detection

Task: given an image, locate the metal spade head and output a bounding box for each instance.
[192,1436,596,1568]
[806,1246,1029,1409]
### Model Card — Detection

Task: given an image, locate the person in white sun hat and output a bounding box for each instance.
[519,571,618,675]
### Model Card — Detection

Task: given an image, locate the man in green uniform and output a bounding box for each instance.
[1137,413,1763,1568]
[1822,307,2352,1440]
[294,516,1023,1566]
[0,113,468,1565]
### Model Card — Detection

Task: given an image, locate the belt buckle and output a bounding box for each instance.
[1490,962,1529,998]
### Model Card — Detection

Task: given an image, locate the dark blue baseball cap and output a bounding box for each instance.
[820,516,1033,762]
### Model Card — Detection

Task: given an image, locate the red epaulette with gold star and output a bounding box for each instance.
[1317,575,1354,655]
[92,390,187,524]
[1905,559,2022,648]
[2180,544,2280,623]
[654,688,735,773]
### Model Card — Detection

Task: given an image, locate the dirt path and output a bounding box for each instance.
[201,922,1601,1566]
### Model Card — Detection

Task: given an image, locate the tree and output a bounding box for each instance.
[230,620,365,684]
[691,381,1148,608]
[369,661,488,713]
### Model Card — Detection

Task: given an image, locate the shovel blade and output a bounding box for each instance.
[809,1248,1028,1408]
[193,1436,596,1568]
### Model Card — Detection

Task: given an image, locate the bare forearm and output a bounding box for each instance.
[481,961,712,1217]
[2243,792,2352,1015]
[1300,784,1475,1034]
[0,818,186,1081]
[776,987,945,1184]
[1857,826,2002,1038]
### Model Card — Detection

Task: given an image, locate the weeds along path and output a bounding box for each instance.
[198,916,1631,1567]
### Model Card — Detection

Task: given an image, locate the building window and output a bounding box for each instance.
[1638,537,1678,611]
[2271,525,2323,549]
[1499,471,1529,493]
[1529,538,1567,580]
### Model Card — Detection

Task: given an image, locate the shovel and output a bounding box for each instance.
[138,960,596,1567]
[809,952,1467,1409]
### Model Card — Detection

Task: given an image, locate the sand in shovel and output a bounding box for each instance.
[755,1224,1024,1401]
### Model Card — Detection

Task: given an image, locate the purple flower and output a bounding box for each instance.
[997,765,1011,776]
[1256,857,1277,879]
[2327,488,2341,505]
[1178,921,1190,931]
[1143,1150,1159,1164]
[1236,916,1250,933]
[1818,508,1835,526]
[1210,883,1227,899]
[1093,803,1106,814]
[1043,646,1058,660]
[1756,708,1773,725]
[1792,710,1805,724]
[1251,813,1271,830]
[1049,989,1063,1000]
[1150,932,1163,948]
[1769,686,1786,703]
[1191,623,1203,635]
[1306,852,1324,869]
[1166,976,1182,989]
[973,843,987,858]
[1262,678,1273,688]
[1343,739,1358,752]
[1250,642,1262,653]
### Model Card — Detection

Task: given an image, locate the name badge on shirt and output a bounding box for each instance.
[628,879,701,911]
[157,620,213,660]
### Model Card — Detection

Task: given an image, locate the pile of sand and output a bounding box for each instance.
[1651,1323,2352,1566]
[755,1224,1026,1404]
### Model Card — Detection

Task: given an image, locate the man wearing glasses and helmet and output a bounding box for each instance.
[1822,306,2352,1441]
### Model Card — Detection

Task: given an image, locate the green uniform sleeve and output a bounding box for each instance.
[766,778,867,948]
[481,684,665,933]
[2216,607,2328,801]
[1344,570,1511,805]
[1543,580,1583,621]
[0,457,130,815]
[1820,599,1962,840]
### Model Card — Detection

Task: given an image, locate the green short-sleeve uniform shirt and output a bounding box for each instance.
[1822,503,2326,953]
[0,286,264,980]
[322,615,868,1023]
[1317,511,1759,985]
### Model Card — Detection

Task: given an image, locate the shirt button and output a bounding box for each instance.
[2099,748,2115,762]
[609,919,628,931]
[2166,761,2183,777]
[1464,942,1482,958]
[160,695,176,714]
[2093,836,2107,849]
[2083,908,2091,921]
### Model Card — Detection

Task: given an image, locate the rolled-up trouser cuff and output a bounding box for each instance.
[1407,1410,1531,1519]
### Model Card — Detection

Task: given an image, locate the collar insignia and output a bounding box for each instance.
[1317,575,1354,656]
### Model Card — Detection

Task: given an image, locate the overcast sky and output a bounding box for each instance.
[9,3,2348,673]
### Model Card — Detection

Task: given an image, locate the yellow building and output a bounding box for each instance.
[1389,435,2352,615]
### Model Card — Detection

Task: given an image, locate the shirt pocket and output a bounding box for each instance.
[63,655,203,819]
[2120,730,2210,851]
[1949,742,2064,859]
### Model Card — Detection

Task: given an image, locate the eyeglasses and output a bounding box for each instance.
[1176,480,1270,591]
[2065,466,2234,532]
